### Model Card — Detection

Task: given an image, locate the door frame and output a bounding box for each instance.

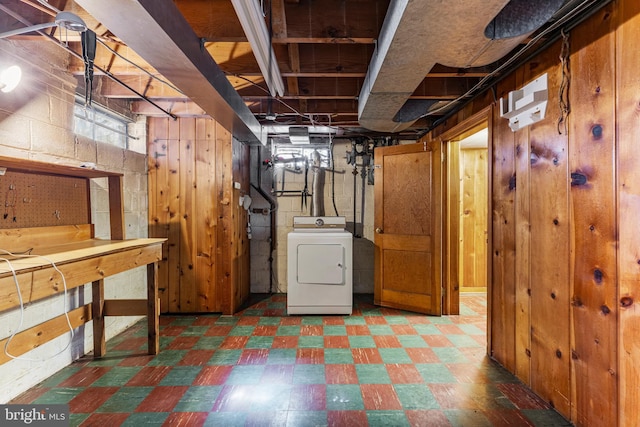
[436,106,492,316]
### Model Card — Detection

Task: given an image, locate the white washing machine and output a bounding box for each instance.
[287,216,353,315]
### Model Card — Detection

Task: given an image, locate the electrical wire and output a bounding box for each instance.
[419,0,604,126]
[0,5,178,120]
[0,250,75,362]
[97,40,185,95]
[557,29,571,135]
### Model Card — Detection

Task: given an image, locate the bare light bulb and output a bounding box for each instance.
[0,65,22,93]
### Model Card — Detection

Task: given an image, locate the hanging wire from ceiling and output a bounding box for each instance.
[557,29,571,135]
[0,4,178,120]
[18,0,186,97]
[97,41,185,95]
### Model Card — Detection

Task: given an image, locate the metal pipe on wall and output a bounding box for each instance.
[311,150,325,216]
[252,145,277,293]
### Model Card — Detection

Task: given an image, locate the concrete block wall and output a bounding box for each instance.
[0,39,148,402]
[249,140,375,295]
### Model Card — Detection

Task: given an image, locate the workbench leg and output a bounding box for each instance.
[147,262,159,355]
[92,279,106,358]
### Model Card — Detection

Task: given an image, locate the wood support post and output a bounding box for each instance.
[92,279,106,358]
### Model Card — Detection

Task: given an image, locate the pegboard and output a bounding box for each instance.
[0,170,90,228]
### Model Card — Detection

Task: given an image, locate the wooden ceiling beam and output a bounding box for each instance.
[275,37,375,44]
[172,0,388,44]
[131,100,207,117]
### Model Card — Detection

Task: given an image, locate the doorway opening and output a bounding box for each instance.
[457,128,488,294]
[442,108,490,316]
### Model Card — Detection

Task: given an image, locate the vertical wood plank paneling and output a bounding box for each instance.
[526,44,571,416]
[194,118,216,312]
[460,148,488,289]
[569,5,618,425]
[617,0,640,424]
[179,118,197,313]
[216,123,233,314]
[147,118,170,311]
[147,117,249,315]
[167,118,182,312]
[233,138,251,311]
[108,176,125,240]
[490,74,517,371]
[514,113,532,385]
[446,139,461,314]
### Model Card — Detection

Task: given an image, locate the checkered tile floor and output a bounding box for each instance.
[11,294,571,426]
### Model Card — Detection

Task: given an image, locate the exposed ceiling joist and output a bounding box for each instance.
[75,0,266,145]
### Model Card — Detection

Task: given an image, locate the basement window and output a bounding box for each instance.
[74,100,131,148]
[271,143,332,169]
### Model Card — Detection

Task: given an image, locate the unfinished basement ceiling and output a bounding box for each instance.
[0,0,611,142]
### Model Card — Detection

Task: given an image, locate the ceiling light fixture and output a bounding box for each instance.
[289,126,310,145]
[0,65,22,93]
[0,11,86,39]
[55,11,88,32]
[230,0,284,97]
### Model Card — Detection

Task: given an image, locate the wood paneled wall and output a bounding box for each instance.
[147,117,250,315]
[459,148,488,290]
[425,1,638,424]
[616,0,640,425]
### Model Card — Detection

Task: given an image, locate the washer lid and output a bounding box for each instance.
[293,216,346,231]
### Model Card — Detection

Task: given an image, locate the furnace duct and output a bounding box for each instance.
[358,0,565,132]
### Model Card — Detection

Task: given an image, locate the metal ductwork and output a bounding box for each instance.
[76,0,266,145]
[358,0,565,133]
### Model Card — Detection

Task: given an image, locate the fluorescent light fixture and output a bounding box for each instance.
[263,124,337,135]
[0,11,86,39]
[0,65,21,93]
[289,126,310,144]
[231,0,284,97]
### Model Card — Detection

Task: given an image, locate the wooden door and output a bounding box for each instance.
[374,142,442,315]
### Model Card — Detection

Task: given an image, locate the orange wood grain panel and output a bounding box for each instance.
[147,118,170,311]
[0,224,94,251]
[167,119,182,312]
[374,142,441,316]
[0,156,121,178]
[445,139,461,315]
[107,175,125,240]
[194,118,217,312]
[216,123,233,314]
[514,110,532,386]
[616,0,640,424]
[92,279,105,357]
[526,42,571,417]
[179,118,197,313]
[232,138,251,312]
[0,305,92,365]
[460,148,488,289]
[490,73,517,373]
[147,262,159,355]
[0,240,163,311]
[569,5,618,425]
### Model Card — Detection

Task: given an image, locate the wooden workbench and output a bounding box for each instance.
[0,156,166,364]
